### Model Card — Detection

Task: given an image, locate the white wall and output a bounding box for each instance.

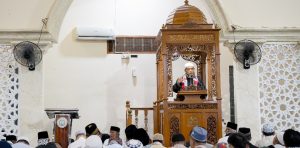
[220,0,300,28]
[219,43,262,143]
[18,63,51,146]
[0,0,54,30]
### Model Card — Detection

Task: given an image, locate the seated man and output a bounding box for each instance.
[255,123,275,147]
[238,127,257,148]
[217,122,238,144]
[189,126,213,148]
[150,133,166,148]
[103,126,123,147]
[227,133,248,148]
[171,133,186,148]
[68,130,86,148]
[283,129,300,147]
[173,62,206,100]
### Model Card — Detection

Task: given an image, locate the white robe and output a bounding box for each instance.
[68,137,86,148]
[103,139,124,148]
[217,136,229,144]
[255,135,275,147]
[85,135,103,148]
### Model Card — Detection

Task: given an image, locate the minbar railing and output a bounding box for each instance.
[126,101,153,132]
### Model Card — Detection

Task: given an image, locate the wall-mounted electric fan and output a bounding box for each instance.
[13,41,42,71]
[234,39,262,69]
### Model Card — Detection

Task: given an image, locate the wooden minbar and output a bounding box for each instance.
[154,0,222,146]
[45,108,79,148]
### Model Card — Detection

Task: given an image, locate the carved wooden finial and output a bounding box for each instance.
[126,101,130,108]
[184,0,189,5]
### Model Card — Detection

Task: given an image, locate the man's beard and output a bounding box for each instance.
[186,73,194,78]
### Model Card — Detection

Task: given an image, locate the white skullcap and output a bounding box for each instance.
[276,132,285,145]
[125,139,143,148]
[262,124,274,133]
[75,130,86,137]
[184,62,195,68]
[85,135,103,148]
[108,143,123,148]
[12,143,30,148]
[153,133,164,141]
[17,136,29,143]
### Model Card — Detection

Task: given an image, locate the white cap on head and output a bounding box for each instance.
[75,130,86,137]
[125,139,143,148]
[184,62,195,68]
[153,133,164,141]
[276,132,285,145]
[17,136,29,143]
[12,143,31,148]
[262,124,274,134]
[108,143,123,148]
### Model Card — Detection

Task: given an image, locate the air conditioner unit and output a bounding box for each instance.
[76,26,115,40]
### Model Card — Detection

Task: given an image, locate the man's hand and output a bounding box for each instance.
[177,77,183,84]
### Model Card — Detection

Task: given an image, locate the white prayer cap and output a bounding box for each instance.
[262,124,274,134]
[275,132,285,145]
[85,135,103,148]
[125,139,143,148]
[153,133,164,141]
[108,143,123,148]
[17,136,29,143]
[12,143,30,148]
[184,62,195,68]
[75,130,86,137]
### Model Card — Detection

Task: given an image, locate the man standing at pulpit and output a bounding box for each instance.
[173,62,206,100]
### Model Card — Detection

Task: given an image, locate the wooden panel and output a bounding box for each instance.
[169,113,181,145]
[55,114,70,148]
[205,113,218,144]
[181,113,204,143]
[166,34,215,43]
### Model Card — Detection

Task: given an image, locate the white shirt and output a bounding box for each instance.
[85,135,103,148]
[103,138,124,148]
[194,143,213,148]
[274,144,285,148]
[150,142,165,148]
[255,135,275,147]
[172,144,186,148]
[103,139,109,148]
[68,137,86,148]
[191,143,213,148]
[217,136,229,144]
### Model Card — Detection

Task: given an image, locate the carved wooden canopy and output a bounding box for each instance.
[156,24,221,101]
